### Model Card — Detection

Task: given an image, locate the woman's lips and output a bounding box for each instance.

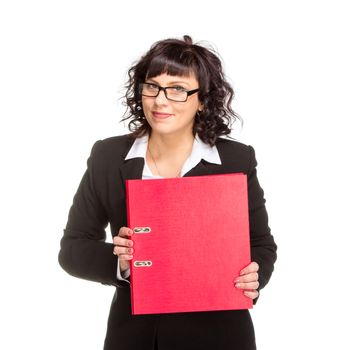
[152,112,173,119]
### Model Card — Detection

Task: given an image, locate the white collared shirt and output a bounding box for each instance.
[125,133,221,178]
[117,134,222,282]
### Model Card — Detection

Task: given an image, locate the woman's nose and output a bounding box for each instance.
[154,89,169,105]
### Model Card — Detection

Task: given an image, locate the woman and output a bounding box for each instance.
[59,35,277,350]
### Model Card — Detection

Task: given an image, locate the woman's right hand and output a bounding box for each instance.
[113,227,134,273]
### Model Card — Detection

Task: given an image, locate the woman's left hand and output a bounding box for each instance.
[234,262,260,300]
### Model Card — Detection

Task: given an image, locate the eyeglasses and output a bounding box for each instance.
[139,83,199,102]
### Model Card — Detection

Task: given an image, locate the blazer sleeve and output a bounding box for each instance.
[247,146,277,294]
[58,141,128,287]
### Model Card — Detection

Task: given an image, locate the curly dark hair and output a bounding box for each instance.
[121,35,241,146]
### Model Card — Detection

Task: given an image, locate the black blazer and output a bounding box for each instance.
[59,134,277,350]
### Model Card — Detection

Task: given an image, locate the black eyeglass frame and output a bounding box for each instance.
[139,83,200,102]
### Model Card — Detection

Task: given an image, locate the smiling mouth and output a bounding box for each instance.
[152,112,173,119]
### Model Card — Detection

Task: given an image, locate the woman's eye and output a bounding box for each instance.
[146,83,157,89]
[171,86,186,92]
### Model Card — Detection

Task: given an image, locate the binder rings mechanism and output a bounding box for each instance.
[134,261,153,267]
[133,227,151,234]
[132,227,152,268]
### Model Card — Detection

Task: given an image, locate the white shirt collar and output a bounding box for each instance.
[125,134,221,177]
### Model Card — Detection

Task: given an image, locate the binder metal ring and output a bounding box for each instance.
[134,261,153,267]
[133,227,151,234]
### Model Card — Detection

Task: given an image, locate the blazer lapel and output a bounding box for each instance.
[119,158,145,197]
[183,160,223,177]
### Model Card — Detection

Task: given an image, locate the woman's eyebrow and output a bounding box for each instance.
[146,79,190,86]
[167,81,189,85]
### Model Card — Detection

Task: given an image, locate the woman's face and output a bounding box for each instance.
[141,72,202,138]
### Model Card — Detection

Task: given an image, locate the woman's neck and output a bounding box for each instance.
[148,132,195,159]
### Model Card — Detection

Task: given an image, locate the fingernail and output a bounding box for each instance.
[234,278,240,283]
[235,283,241,288]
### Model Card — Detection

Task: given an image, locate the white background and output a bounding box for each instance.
[1,1,353,349]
